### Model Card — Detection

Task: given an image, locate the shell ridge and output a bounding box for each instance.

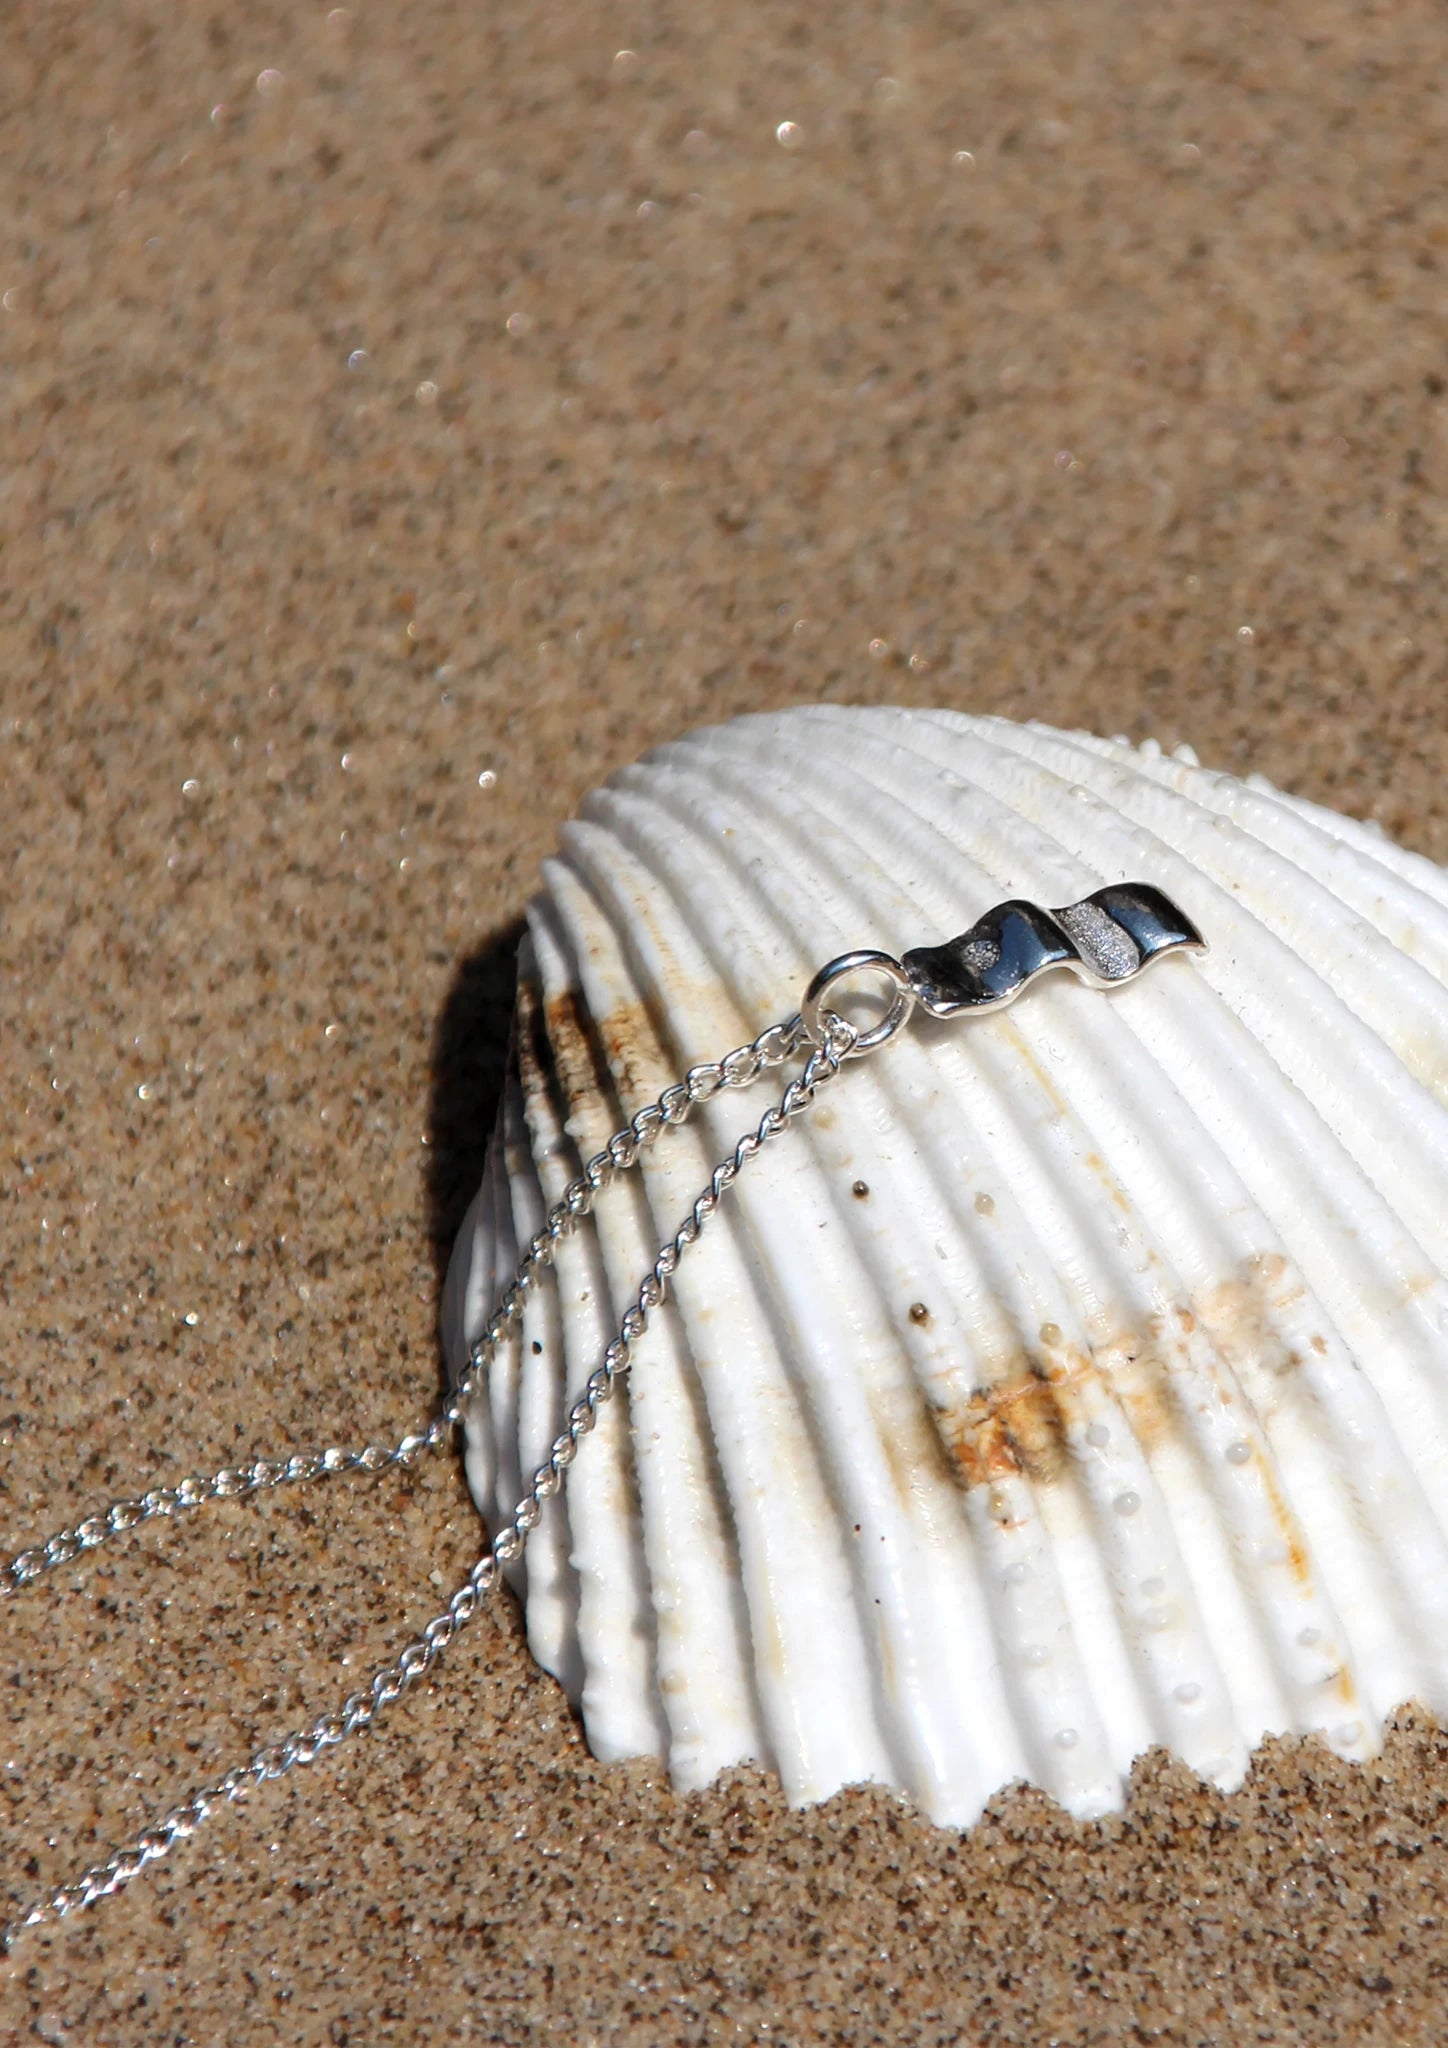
[524,895,674,1761]
[447,1184,501,1532]
[1129,975,1448,1695]
[496,1057,584,1695]
[531,864,776,1785]
[485,1083,526,1548]
[549,820,903,1801]
[568,794,815,1046]
[502,961,589,1696]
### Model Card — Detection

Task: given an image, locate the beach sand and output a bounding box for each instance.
[3,2,1446,2039]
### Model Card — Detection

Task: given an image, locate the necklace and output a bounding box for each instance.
[1,883,1203,1949]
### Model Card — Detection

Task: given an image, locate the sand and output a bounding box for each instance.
[2,0,1446,2039]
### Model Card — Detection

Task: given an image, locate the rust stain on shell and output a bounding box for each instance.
[930,1252,1324,1553]
[931,1319,1190,1497]
[515,967,677,1155]
[936,1348,1077,1491]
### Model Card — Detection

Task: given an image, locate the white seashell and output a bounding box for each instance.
[442,706,1448,1825]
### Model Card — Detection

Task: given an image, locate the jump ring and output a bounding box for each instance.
[799,949,915,1056]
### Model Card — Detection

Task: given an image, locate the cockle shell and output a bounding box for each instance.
[442,706,1448,1825]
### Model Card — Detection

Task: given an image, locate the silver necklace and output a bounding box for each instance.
[1,883,1203,1949]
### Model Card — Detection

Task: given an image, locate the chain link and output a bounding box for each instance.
[2,1005,859,1950]
[0,1430,454,1598]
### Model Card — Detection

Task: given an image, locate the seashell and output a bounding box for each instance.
[441,706,1448,1825]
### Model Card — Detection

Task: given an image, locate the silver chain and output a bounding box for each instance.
[1,878,1202,1950]
[1,1004,864,1950]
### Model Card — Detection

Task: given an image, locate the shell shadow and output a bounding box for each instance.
[424,915,525,1371]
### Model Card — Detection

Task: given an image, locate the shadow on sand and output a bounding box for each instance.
[423,916,525,1357]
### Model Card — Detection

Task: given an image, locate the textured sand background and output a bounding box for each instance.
[3,2,1447,2040]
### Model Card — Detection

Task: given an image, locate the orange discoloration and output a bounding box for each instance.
[933,1323,1170,1496]
[1007,1025,1072,1122]
[516,970,683,1168]
[754,1599,787,1684]
[1255,1449,1315,1592]
[599,1004,673,1115]
[929,1241,1327,1503]
[1111,1352,1178,1458]
[514,971,565,1134]
[530,975,671,1145]
[546,985,612,1123]
[1084,1150,1133,1214]
[986,1485,1026,1530]
[1193,1260,1311,1381]
[936,1355,1075,1491]
[870,1383,959,1506]
[1398,1031,1448,1108]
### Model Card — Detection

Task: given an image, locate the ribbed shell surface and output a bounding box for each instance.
[441,707,1448,1825]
